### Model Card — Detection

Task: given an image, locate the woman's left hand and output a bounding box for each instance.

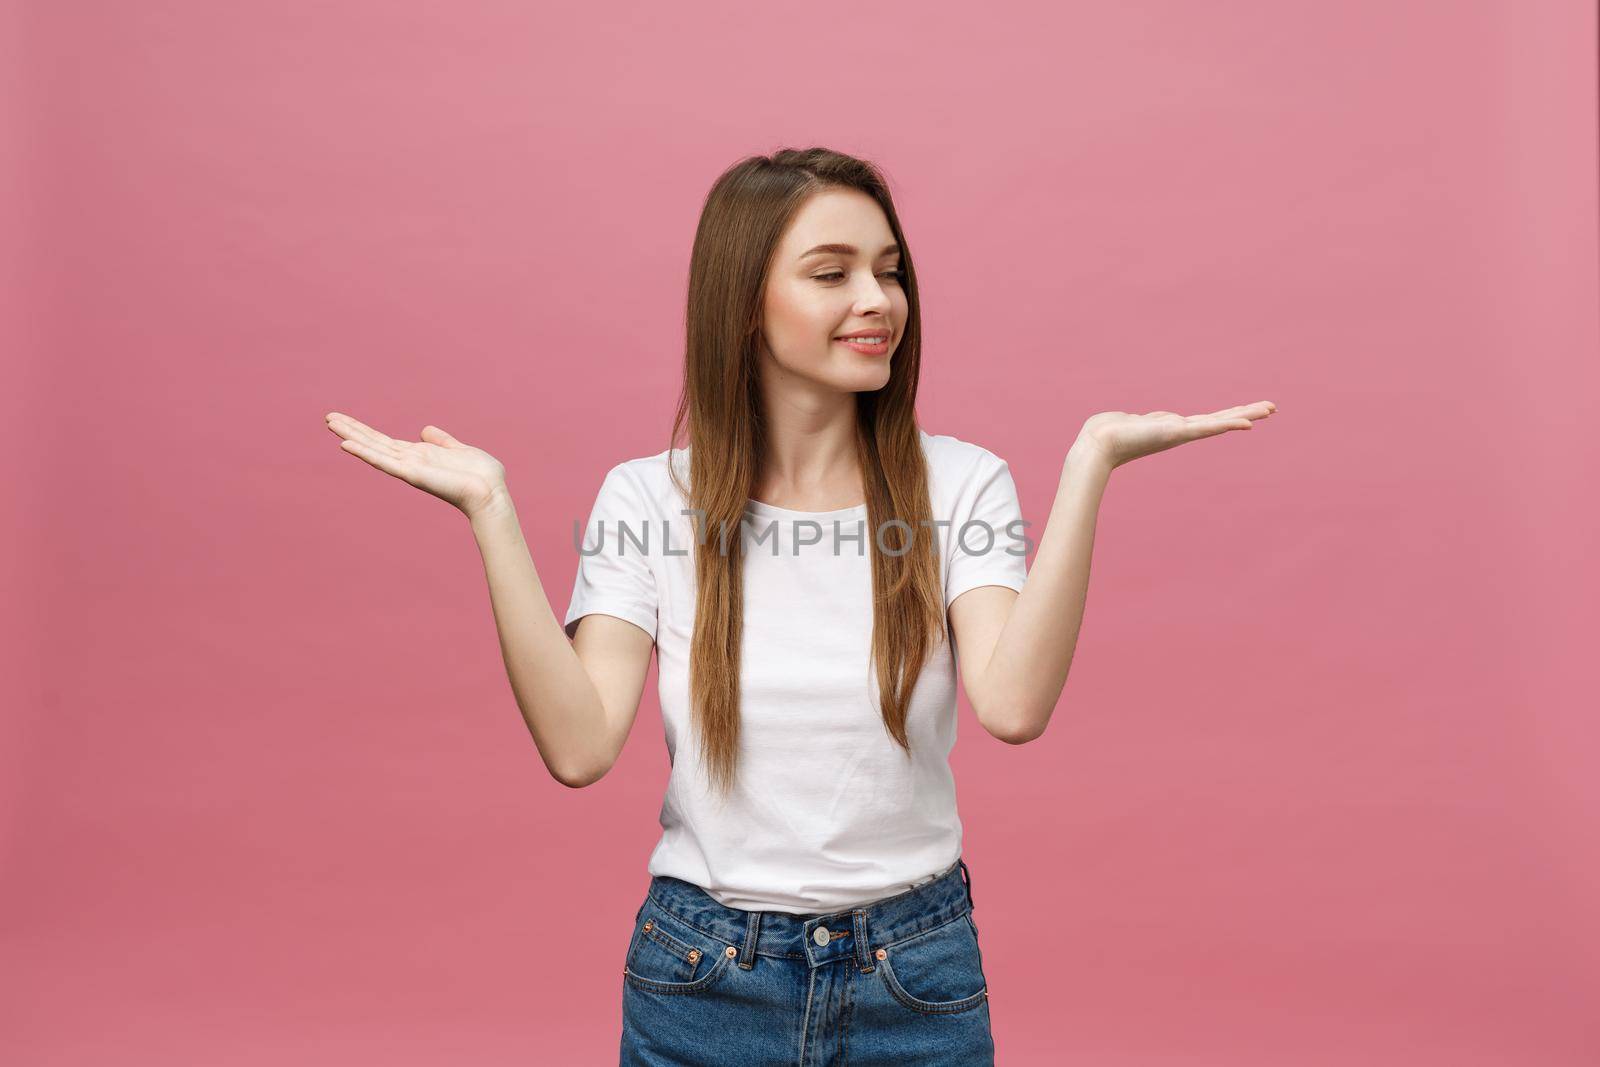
[1073,401,1278,471]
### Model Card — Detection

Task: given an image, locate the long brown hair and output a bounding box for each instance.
[668,147,944,799]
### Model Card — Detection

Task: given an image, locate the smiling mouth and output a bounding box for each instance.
[835,336,891,354]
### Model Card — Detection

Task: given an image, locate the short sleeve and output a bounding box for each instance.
[943,453,1030,611]
[563,463,659,642]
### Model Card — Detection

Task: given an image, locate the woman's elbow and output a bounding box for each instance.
[981,705,1047,745]
[551,760,607,788]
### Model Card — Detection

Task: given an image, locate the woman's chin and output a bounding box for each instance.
[841,366,893,392]
[781,358,893,395]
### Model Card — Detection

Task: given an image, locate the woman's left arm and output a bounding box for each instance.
[953,400,1277,744]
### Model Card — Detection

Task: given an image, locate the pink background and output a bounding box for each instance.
[5,1,1597,1063]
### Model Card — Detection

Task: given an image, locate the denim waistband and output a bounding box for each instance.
[642,857,976,973]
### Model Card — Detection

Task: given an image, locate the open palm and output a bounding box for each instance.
[1079,401,1277,470]
[324,412,508,517]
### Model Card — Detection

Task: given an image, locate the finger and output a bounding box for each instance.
[330,420,406,459]
[1192,405,1251,422]
[1200,401,1275,421]
[326,412,385,444]
[328,412,386,438]
[420,425,462,447]
[328,415,410,458]
[338,437,416,481]
[1185,417,1253,440]
[1236,401,1275,422]
[329,413,409,449]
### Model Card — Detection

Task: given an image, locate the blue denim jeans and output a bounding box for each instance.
[619,856,995,1066]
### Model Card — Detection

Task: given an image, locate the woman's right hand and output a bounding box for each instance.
[325,412,510,519]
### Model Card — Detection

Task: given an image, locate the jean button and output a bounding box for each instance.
[813,926,830,946]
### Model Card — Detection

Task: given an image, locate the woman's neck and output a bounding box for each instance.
[752,398,863,511]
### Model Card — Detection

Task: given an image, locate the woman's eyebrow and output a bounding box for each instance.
[797,242,901,261]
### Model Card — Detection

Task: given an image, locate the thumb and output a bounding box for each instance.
[420,425,461,446]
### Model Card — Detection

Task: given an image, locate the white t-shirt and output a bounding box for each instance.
[563,429,1029,913]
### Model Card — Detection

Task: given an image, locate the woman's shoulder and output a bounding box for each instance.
[604,446,677,477]
[593,446,688,510]
[917,427,1012,473]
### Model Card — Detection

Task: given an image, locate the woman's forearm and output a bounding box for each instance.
[983,444,1113,741]
[468,489,608,786]
[981,401,1277,741]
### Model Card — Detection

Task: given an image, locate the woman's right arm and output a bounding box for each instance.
[325,413,651,788]
[469,492,653,788]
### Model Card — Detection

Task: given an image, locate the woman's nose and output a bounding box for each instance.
[854,278,892,313]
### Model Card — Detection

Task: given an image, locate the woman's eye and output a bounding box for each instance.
[814,270,904,283]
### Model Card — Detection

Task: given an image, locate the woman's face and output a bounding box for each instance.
[758,187,907,395]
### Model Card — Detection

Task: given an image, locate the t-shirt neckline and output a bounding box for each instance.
[744,498,868,519]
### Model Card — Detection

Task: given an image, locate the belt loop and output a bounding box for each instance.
[738,909,761,970]
[852,908,873,973]
[958,857,975,911]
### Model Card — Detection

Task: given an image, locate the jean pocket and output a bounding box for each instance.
[624,900,736,995]
[875,912,989,1015]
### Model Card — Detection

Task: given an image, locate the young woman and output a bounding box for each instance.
[325,147,1276,1065]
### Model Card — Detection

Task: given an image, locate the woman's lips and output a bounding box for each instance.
[835,337,890,355]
